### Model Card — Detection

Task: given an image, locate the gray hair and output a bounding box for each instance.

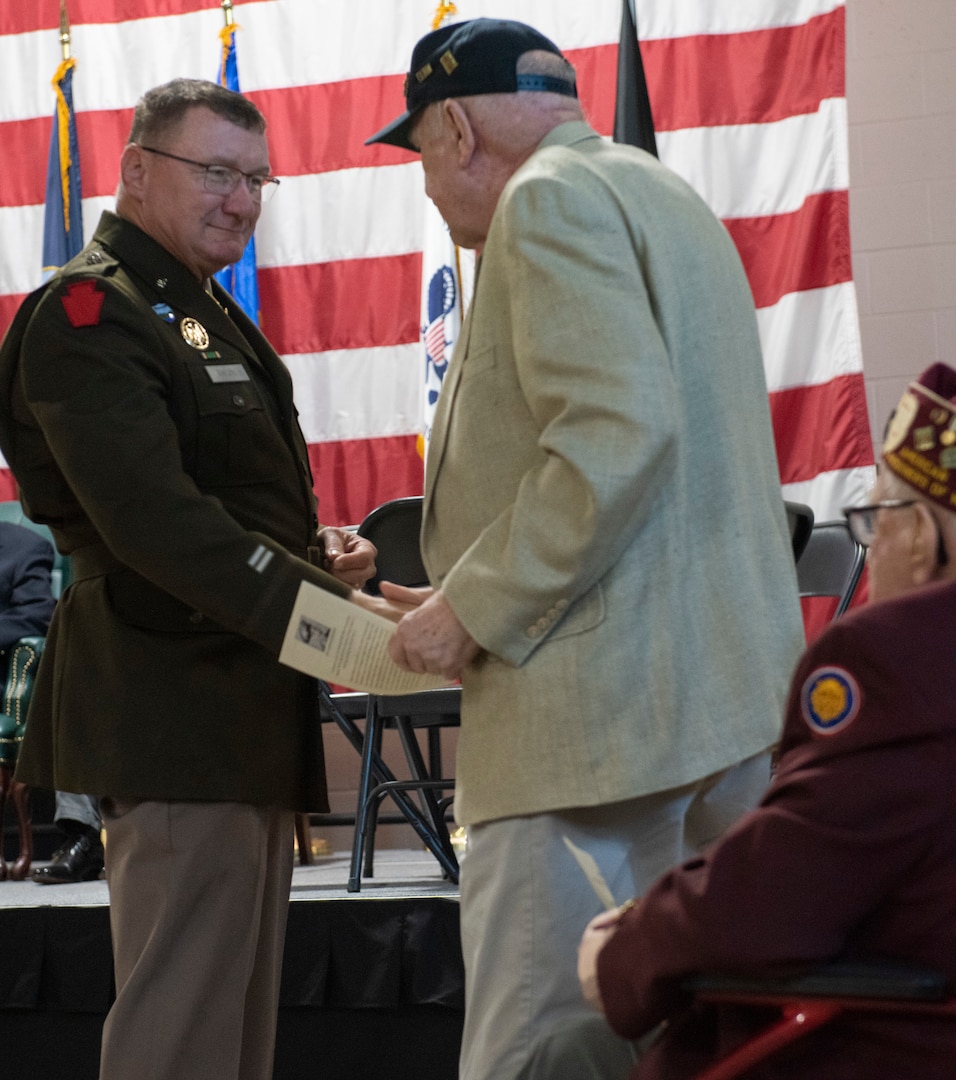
[128,78,265,145]
[515,50,577,86]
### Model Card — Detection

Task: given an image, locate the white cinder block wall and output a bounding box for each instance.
[847,0,956,451]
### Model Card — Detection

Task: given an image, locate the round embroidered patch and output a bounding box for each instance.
[801,666,862,736]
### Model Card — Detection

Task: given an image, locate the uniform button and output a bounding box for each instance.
[189,611,204,624]
[555,598,569,612]
[527,626,542,639]
[232,394,245,407]
[86,251,103,264]
[536,617,550,631]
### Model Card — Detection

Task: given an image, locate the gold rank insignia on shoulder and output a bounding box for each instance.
[180,317,210,350]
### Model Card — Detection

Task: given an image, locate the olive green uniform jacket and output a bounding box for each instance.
[0,211,350,811]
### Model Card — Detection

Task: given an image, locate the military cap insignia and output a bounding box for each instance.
[60,280,104,328]
[440,50,458,75]
[801,666,861,737]
[180,317,210,350]
[415,62,434,83]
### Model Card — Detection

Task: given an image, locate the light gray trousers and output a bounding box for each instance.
[458,750,773,1080]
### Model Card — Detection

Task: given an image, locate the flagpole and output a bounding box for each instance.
[212,0,261,324]
[418,3,469,463]
[59,0,71,60]
[431,2,457,31]
[43,0,83,279]
[57,0,70,59]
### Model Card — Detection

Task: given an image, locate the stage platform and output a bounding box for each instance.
[0,849,464,1080]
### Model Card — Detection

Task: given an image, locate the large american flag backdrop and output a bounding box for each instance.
[0,0,874,527]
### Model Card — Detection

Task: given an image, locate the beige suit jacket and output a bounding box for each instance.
[423,123,804,827]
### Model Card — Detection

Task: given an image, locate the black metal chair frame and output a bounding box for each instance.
[796,518,866,617]
[334,496,461,892]
[318,681,459,890]
[346,686,459,892]
[783,499,814,563]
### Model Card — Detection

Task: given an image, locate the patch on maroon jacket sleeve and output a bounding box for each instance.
[801,666,862,737]
[60,280,105,327]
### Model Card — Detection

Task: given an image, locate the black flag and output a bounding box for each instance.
[613,0,658,156]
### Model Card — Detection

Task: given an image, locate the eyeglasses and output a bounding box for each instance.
[842,500,917,547]
[842,499,949,567]
[137,145,280,202]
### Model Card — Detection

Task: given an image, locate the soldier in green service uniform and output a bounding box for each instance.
[0,78,401,1080]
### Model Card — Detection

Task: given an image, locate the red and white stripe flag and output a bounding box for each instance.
[0,0,873,525]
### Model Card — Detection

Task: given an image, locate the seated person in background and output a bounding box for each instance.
[0,522,102,883]
[577,362,956,1080]
[0,519,55,662]
[0,520,55,880]
[33,792,103,884]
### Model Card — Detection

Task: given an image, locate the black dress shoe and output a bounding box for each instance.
[32,831,105,884]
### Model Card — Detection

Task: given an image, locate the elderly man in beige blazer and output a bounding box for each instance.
[367,18,804,1080]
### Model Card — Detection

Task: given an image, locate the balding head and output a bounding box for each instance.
[407,48,583,250]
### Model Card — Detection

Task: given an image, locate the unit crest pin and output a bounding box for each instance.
[180,317,210,350]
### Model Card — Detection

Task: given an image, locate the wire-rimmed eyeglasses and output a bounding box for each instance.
[137,145,280,202]
[842,500,917,547]
[843,499,949,567]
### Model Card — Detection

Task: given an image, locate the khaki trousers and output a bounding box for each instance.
[99,799,295,1080]
[459,750,773,1080]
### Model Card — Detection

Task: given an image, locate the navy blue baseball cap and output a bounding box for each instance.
[365,18,577,152]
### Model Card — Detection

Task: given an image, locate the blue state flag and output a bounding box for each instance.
[42,58,84,281]
[214,24,262,325]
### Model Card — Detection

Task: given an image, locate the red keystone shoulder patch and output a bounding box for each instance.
[60,280,105,328]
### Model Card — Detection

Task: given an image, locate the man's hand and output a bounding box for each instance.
[385,586,480,679]
[318,527,376,588]
[378,581,433,608]
[578,907,629,1014]
[350,590,418,624]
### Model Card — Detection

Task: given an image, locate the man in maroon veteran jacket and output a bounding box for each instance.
[578,362,956,1079]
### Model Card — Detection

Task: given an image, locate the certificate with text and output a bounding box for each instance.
[279,581,450,695]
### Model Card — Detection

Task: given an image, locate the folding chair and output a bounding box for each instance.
[783,500,814,564]
[317,682,458,882]
[687,961,956,1080]
[327,497,461,892]
[796,520,866,618]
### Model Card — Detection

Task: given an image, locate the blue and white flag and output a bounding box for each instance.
[420,202,474,457]
[213,23,261,324]
[42,58,83,281]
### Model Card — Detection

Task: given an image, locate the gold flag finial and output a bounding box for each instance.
[431,2,457,31]
[59,0,72,61]
[221,0,235,28]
